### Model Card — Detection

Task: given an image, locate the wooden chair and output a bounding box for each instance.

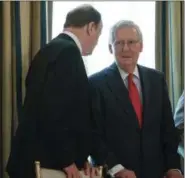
[35,161,103,178]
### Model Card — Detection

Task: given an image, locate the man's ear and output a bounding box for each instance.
[109,44,113,54]
[86,22,97,36]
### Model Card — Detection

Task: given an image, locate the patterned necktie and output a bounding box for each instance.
[128,73,143,127]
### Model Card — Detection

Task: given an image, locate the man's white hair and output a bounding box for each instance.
[109,20,143,45]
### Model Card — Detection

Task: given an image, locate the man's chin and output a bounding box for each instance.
[122,61,133,66]
[119,61,136,71]
[83,53,92,57]
[82,50,92,56]
[122,57,132,61]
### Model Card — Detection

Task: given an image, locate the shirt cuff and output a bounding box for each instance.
[167,169,182,174]
[107,164,125,177]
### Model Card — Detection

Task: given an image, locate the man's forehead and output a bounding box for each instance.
[115,27,139,39]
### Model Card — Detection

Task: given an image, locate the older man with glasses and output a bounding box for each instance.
[89,20,182,178]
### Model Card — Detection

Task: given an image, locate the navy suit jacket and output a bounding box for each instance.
[89,63,181,178]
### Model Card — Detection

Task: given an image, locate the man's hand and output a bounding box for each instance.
[114,169,136,178]
[63,163,81,178]
[84,162,100,178]
[165,170,183,178]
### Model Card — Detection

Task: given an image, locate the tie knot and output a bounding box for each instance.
[128,73,133,81]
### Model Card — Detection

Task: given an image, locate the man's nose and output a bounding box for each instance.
[122,43,129,51]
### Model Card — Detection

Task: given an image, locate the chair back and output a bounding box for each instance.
[35,161,103,178]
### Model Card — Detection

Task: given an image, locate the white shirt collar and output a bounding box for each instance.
[62,31,82,54]
[118,65,140,81]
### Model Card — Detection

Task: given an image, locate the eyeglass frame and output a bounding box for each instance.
[112,39,141,50]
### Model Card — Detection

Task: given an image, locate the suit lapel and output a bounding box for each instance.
[137,65,151,127]
[105,63,140,129]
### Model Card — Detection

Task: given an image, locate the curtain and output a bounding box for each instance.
[0,1,52,177]
[155,1,184,112]
[47,1,53,41]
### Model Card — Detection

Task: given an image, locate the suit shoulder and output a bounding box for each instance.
[140,65,164,78]
[89,67,109,85]
[32,36,80,66]
[44,36,79,56]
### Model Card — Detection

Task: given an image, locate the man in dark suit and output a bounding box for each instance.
[6,5,103,178]
[89,20,183,178]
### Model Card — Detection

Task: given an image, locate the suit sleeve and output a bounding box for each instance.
[41,47,86,168]
[161,75,181,171]
[89,81,120,170]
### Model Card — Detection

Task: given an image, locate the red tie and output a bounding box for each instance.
[128,73,143,128]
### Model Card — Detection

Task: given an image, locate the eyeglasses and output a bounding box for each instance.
[113,40,140,50]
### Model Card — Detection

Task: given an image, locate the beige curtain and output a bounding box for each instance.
[0,1,52,178]
[155,1,184,111]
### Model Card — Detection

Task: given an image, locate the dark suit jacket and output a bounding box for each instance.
[89,63,181,178]
[6,34,94,178]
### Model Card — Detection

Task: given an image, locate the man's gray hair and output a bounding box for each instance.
[109,20,143,45]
